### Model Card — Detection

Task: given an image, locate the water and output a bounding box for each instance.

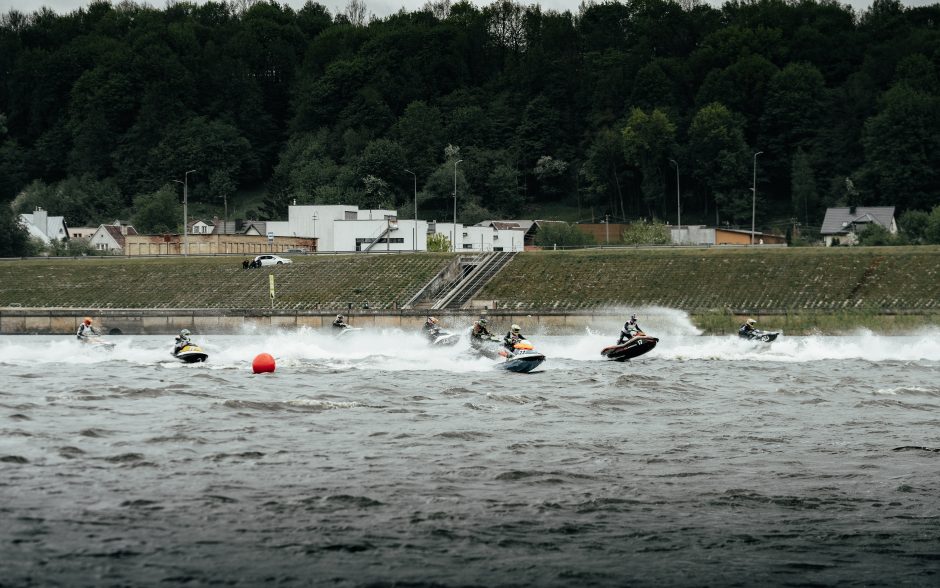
[2,317,939,586]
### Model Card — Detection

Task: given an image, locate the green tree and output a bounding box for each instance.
[621,108,676,219]
[0,203,31,257]
[898,209,929,244]
[790,148,818,226]
[426,232,450,251]
[687,103,750,223]
[131,184,180,234]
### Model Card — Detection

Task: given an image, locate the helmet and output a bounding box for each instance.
[336,315,344,321]
[631,313,637,321]
[83,318,92,325]
[427,316,437,324]
[479,318,487,325]
[511,324,521,333]
[746,318,756,325]
[180,329,191,337]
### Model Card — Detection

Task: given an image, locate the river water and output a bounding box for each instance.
[2,313,939,586]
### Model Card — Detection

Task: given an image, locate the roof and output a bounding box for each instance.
[102,225,139,247]
[475,220,534,232]
[820,207,895,235]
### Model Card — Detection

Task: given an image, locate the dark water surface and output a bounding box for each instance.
[2,324,939,586]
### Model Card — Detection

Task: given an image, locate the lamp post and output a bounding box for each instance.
[453,159,463,252]
[404,169,417,251]
[751,151,763,245]
[173,169,197,256]
[669,159,680,244]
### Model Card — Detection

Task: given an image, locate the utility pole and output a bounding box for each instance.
[453,159,463,252]
[670,159,680,244]
[173,169,197,256]
[404,169,417,251]
[751,151,763,246]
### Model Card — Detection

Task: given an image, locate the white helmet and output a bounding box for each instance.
[746,318,756,325]
[180,329,191,337]
[511,324,521,333]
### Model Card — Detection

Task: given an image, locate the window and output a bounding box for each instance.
[494,247,504,251]
[463,244,474,249]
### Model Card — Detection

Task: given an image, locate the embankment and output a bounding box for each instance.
[1,246,938,334]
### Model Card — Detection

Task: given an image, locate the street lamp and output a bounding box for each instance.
[453,159,463,252]
[172,169,197,256]
[404,169,417,251]
[751,152,763,245]
[669,159,680,244]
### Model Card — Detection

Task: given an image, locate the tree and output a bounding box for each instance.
[790,148,818,226]
[621,108,676,219]
[426,232,450,251]
[898,209,929,244]
[687,103,750,223]
[131,185,181,234]
[0,203,31,257]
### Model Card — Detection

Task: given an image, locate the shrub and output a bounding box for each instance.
[533,222,595,248]
[621,220,670,245]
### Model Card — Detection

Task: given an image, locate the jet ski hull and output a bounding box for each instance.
[601,335,658,361]
[81,337,115,351]
[428,331,460,346]
[497,349,546,373]
[174,344,208,363]
[739,330,779,343]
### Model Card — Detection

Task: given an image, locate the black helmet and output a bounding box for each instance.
[479,318,487,325]
[631,313,637,321]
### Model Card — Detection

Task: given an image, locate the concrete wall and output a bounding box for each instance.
[0,308,633,335]
[123,234,317,255]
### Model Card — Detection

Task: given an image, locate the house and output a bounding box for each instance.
[665,225,787,246]
[89,223,139,253]
[474,219,563,247]
[188,219,215,235]
[65,226,98,240]
[820,206,897,246]
[18,207,67,243]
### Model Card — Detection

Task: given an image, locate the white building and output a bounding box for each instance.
[266,204,525,253]
[19,208,67,244]
[89,223,139,253]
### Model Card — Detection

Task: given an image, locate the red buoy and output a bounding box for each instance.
[252,353,276,374]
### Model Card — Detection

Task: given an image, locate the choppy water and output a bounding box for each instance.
[2,314,939,586]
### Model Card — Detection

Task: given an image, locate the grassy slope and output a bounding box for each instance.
[0,254,453,310]
[479,247,940,312]
[2,248,938,318]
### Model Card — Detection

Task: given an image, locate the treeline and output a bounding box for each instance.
[1,0,940,255]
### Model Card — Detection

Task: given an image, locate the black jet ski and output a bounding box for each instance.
[739,329,779,343]
[601,332,658,361]
[173,342,208,363]
[426,329,460,346]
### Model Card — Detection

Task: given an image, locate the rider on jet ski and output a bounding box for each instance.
[76,317,100,341]
[470,317,493,340]
[333,314,350,330]
[739,318,757,337]
[424,316,441,339]
[174,329,192,354]
[617,314,642,344]
[503,324,527,350]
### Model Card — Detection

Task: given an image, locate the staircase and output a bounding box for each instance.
[430,252,516,310]
[361,221,396,252]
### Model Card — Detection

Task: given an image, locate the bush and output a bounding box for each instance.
[427,233,451,252]
[621,220,671,245]
[533,222,595,248]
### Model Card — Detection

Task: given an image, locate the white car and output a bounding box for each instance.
[253,254,292,266]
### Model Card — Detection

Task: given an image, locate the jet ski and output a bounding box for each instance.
[79,336,115,351]
[601,332,658,361]
[426,329,460,346]
[335,326,362,337]
[739,329,779,343]
[173,342,208,363]
[471,336,545,372]
[496,341,546,373]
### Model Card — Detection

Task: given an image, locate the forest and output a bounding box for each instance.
[1,0,940,255]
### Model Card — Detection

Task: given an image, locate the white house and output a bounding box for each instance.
[19,208,67,243]
[820,206,897,246]
[188,219,215,235]
[89,223,139,253]
[436,221,525,252]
